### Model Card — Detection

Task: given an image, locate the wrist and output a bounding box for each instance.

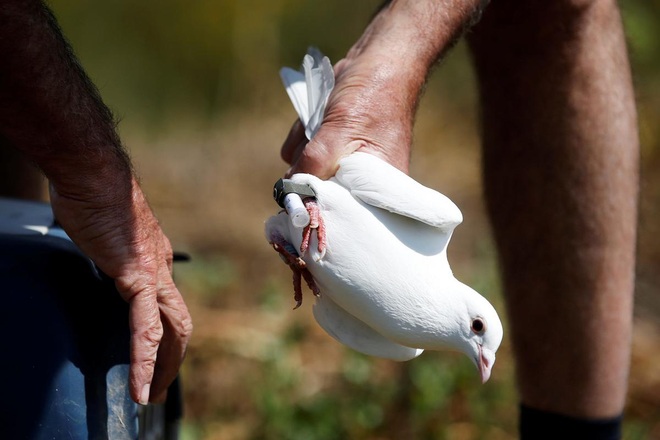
[46,148,134,204]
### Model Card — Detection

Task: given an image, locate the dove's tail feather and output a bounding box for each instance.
[279,46,335,140]
[280,67,307,122]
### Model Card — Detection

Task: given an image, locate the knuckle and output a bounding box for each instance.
[135,319,164,350]
[179,315,194,341]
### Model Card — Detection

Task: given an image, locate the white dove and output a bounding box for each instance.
[265,47,503,382]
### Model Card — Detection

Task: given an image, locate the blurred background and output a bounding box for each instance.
[48,0,659,438]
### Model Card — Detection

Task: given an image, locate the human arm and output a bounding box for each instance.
[280,0,488,178]
[0,0,192,405]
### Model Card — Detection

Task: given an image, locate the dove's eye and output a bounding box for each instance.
[471,318,486,335]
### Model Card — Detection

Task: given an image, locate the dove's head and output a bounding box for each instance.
[454,283,503,383]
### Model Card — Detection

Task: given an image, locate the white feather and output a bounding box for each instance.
[279,46,334,140]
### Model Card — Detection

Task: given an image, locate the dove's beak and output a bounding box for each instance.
[477,345,495,383]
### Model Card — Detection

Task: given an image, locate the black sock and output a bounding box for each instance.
[520,404,623,440]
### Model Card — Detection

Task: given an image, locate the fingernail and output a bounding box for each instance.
[139,383,151,405]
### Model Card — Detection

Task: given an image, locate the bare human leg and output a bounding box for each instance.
[468,0,639,426]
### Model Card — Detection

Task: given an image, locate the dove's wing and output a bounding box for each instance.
[279,46,334,140]
[266,207,426,362]
[334,152,463,232]
[313,294,423,361]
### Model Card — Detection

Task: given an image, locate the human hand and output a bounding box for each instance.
[280,55,415,179]
[280,0,486,179]
[49,175,192,405]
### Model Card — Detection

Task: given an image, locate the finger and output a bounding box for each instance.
[283,138,310,178]
[287,148,336,179]
[127,288,163,405]
[162,235,174,273]
[148,282,192,402]
[289,137,365,180]
[281,119,307,164]
[151,389,168,405]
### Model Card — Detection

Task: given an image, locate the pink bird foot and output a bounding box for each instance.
[300,198,327,258]
[269,232,321,309]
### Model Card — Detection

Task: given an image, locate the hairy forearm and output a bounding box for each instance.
[281,0,492,177]
[343,0,489,107]
[356,0,488,67]
[315,0,489,170]
[332,0,490,137]
[0,0,131,198]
